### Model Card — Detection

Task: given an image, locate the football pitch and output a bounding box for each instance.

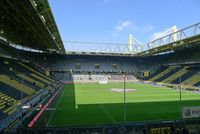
[47,83,200,127]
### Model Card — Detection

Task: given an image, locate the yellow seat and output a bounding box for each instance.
[0,75,35,95]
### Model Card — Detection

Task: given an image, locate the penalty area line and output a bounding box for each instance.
[150,113,162,120]
[46,89,65,127]
[100,105,116,124]
[46,108,56,111]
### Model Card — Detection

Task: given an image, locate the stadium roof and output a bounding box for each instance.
[137,22,200,57]
[0,0,65,53]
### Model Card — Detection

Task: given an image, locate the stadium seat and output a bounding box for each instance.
[0,75,35,95]
[182,71,200,86]
[157,67,188,83]
[149,67,176,82]
[0,82,27,100]
[171,69,199,84]
[18,62,54,84]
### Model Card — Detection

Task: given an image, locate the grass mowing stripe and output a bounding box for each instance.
[153,110,179,114]
[100,104,116,124]
[150,113,162,120]
[46,88,66,127]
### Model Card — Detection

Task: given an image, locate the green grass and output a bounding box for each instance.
[47,83,200,127]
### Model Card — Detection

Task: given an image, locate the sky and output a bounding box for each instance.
[49,0,200,50]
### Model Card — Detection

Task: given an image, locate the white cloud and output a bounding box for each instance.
[112,21,155,40]
[114,21,153,34]
[115,21,133,31]
[150,31,167,41]
[149,26,177,41]
[112,20,136,37]
[142,24,154,32]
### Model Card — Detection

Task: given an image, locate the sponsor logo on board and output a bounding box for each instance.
[183,106,200,119]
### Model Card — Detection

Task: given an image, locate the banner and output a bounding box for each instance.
[144,71,149,77]
[186,124,200,133]
[150,127,171,134]
[45,70,50,76]
[183,106,200,119]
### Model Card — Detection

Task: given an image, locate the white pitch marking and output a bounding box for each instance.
[100,105,116,123]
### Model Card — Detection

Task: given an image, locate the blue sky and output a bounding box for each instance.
[49,0,200,50]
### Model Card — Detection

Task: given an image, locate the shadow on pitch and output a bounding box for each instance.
[50,83,200,126]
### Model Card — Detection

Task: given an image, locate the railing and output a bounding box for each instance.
[64,41,143,54]
[148,23,200,49]
[18,119,200,134]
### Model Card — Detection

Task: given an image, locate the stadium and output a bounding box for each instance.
[0,0,200,134]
